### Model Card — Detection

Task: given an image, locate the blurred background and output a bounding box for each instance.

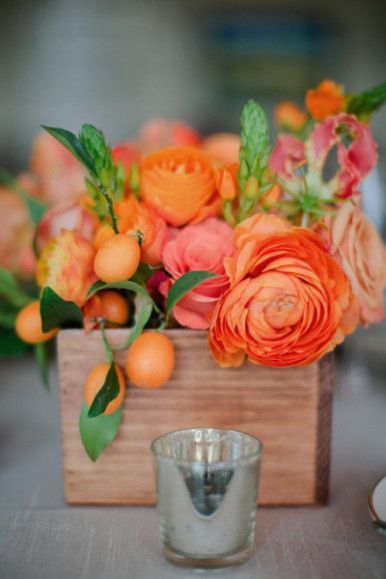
[1,0,385,227]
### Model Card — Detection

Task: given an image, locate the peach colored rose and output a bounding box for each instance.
[326,202,386,325]
[209,218,359,367]
[36,199,98,253]
[140,147,219,226]
[0,186,35,276]
[114,196,169,266]
[29,132,86,204]
[202,133,240,165]
[138,119,201,153]
[37,230,97,307]
[160,218,234,329]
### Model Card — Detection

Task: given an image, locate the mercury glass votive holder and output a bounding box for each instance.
[151,427,263,569]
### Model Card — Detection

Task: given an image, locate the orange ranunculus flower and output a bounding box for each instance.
[37,230,97,307]
[139,147,219,227]
[209,218,359,368]
[114,196,169,266]
[274,101,307,132]
[305,80,345,121]
[233,213,291,250]
[325,202,386,325]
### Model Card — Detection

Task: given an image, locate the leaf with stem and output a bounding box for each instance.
[79,402,123,461]
[165,271,217,318]
[40,287,83,332]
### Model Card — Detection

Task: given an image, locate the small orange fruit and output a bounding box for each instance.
[94,223,115,250]
[99,290,130,325]
[93,234,141,283]
[126,331,175,389]
[84,363,126,415]
[15,301,58,344]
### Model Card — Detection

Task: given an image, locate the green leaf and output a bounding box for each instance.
[0,268,32,308]
[115,292,153,351]
[130,263,156,285]
[79,402,123,461]
[35,342,50,390]
[0,168,48,224]
[79,124,110,173]
[87,279,155,304]
[0,328,29,357]
[42,126,96,175]
[0,300,18,329]
[88,362,119,418]
[238,100,270,192]
[165,271,217,316]
[40,287,83,332]
[347,82,386,119]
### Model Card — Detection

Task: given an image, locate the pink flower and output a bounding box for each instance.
[160,218,234,329]
[325,202,386,325]
[269,135,305,177]
[138,118,201,153]
[29,132,86,204]
[308,114,378,198]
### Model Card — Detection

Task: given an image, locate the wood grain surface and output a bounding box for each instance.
[57,329,332,506]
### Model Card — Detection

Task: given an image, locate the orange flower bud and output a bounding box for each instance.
[274,101,306,132]
[306,80,345,121]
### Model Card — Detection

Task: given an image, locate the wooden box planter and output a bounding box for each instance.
[57,328,333,506]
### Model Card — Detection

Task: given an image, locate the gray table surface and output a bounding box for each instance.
[0,327,386,579]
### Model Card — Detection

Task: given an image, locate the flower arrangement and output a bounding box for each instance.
[1,80,385,460]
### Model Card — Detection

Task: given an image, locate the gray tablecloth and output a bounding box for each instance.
[1,327,386,579]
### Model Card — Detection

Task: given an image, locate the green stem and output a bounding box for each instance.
[100,322,114,363]
[301,212,309,228]
[98,182,119,234]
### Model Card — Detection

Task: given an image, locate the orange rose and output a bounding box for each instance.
[37,230,97,307]
[274,101,307,132]
[114,196,169,266]
[139,147,219,226]
[305,80,345,121]
[326,202,386,325]
[209,219,358,368]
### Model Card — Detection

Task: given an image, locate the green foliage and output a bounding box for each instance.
[34,342,50,390]
[42,126,95,174]
[0,268,32,308]
[40,287,83,332]
[0,168,48,224]
[88,362,120,418]
[87,280,155,350]
[42,124,123,232]
[347,82,386,119]
[79,402,123,461]
[237,100,272,222]
[238,100,270,192]
[0,328,29,357]
[165,271,217,317]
